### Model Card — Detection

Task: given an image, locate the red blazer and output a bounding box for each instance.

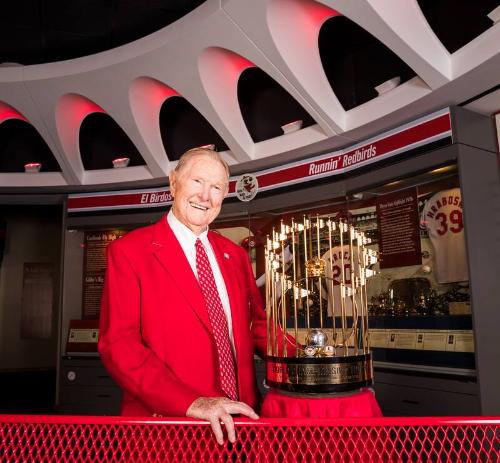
[98,216,267,416]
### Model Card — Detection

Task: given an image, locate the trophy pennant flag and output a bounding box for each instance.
[265,215,378,393]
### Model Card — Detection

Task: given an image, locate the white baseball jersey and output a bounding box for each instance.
[321,245,359,316]
[421,188,468,283]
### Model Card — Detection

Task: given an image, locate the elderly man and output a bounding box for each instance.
[98,148,267,445]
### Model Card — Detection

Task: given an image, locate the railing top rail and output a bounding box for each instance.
[1,414,500,426]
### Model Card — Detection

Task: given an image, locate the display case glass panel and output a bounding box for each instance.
[242,163,473,375]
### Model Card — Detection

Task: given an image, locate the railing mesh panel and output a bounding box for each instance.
[0,417,499,462]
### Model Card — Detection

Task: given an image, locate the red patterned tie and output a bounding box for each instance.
[195,239,238,400]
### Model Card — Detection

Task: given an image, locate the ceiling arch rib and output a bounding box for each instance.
[322,0,450,88]
[198,47,256,159]
[266,0,345,130]
[222,0,340,136]
[365,0,451,84]
[56,93,152,185]
[129,77,179,173]
[199,46,328,162]
[451,20,500,81]
[319,16,417,111]
[55,94,106,182]
[314,12,432,131]
[221,0,435,140]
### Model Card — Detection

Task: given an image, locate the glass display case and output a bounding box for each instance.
[235,164,474,376]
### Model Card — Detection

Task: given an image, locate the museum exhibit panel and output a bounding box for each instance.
[56,107,500,417]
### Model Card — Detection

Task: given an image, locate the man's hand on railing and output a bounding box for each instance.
[186,397,259,445]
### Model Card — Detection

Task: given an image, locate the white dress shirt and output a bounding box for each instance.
[167,210,235,352]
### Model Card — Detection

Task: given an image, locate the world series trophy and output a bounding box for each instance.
[265,216,378,394]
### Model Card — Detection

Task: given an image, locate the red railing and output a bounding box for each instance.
[1,415,499,462]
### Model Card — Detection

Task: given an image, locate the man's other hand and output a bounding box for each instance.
[186,397,259,445]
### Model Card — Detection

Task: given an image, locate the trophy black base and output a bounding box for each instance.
[266,351,373,394]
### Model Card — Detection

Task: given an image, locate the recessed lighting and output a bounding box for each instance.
[281,120,303,134]
[430,166,455,174]
[375,76,401,95]
[384,180,401,187]
[24,162,42,173]
[197,144,216,150]
[112,157,130,168]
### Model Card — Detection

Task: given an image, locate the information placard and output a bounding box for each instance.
[66,319,99,354]
[370,328,474,353]
[82,230,127,319]
[376,188,422,269]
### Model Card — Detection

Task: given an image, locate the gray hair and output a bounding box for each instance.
[173,148,230,180]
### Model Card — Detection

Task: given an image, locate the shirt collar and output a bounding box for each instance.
[167,209,209,250]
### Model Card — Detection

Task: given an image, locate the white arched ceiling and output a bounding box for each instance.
[199,47,327,160]
[55,94,106,180]
[0,0,499,189]
[325,0,452,86]
[56,93,154,185]
[0,101,68,187]
[266,0,344,129]
[129,77,179,171]
[198,48,257,158]
[0,67,75,186]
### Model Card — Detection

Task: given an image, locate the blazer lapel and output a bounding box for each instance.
[151,217,211,332]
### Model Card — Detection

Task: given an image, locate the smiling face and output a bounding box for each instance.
[169,153,229,235]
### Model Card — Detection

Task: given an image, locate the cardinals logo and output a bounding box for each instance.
[235,174,259,202]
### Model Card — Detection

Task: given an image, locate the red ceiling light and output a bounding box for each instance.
[24,162,42,173]
[112,157,130,168]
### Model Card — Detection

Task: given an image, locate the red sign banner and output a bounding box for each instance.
[68,108,451,213]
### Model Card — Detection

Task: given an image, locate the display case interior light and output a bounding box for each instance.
[281,119,303,134]
[374,76,401,95]
[430,165,455,175]
[112,157,130,168]
[487,5,500,24]
[384,179,402,187]
[24,162,42,173]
